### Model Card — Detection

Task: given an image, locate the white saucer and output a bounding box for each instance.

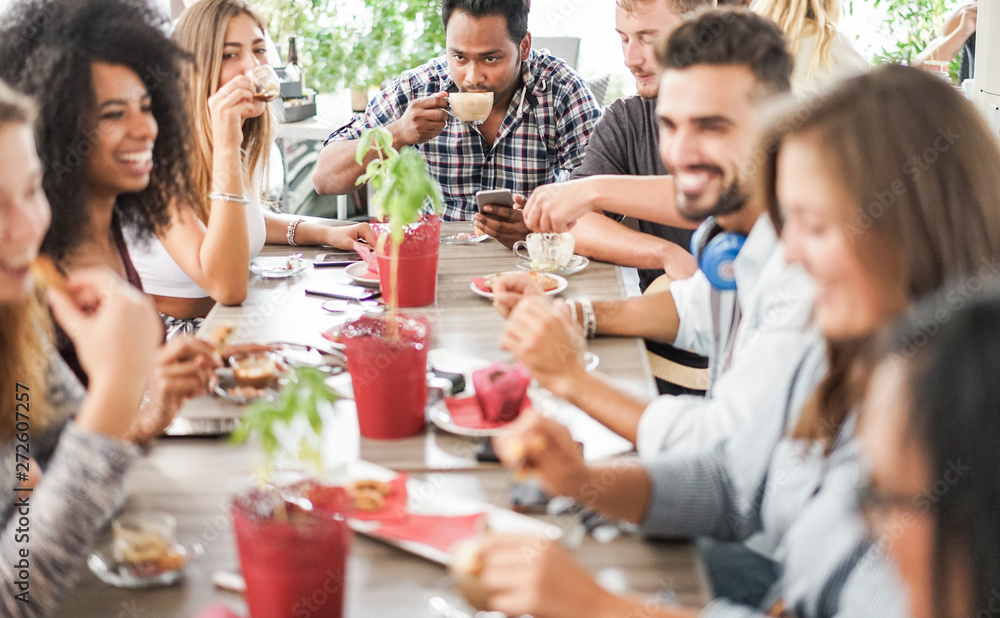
[250,256,307,279]
[470,272,567,300]
[87,540,202,589]
[344,261,381,287]
[428,399,520,438]
[440,232,491,244]
[514,254,589,276]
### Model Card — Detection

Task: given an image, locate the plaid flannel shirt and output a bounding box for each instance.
[324,50,602,221]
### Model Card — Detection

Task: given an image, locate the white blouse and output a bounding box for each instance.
[792,31,870,96]
[126,190,266,298]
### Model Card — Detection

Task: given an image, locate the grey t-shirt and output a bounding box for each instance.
[570,94,694,292]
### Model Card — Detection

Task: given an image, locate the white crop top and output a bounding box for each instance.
[126,191,267,298]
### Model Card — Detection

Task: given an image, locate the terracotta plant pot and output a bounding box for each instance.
[342,314,430,439]
[232,483,352,618]
[374,214,441,308]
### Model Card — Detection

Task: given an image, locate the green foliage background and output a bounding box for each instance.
[256,0,446,92]
[854,0,964,79]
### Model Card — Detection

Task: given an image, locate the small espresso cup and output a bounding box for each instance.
[448,92,493,123]
[512,232,575,270]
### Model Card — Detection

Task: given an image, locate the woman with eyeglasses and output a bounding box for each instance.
[860,290,1000,618]
[479,64,1000,618]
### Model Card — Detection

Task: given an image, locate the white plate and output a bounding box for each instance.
[428,399,524,438]
[344,261,381,287]
[250,255,307,279]
[87,540,203,589]
[440,232,491,245]
[346,460,561,565]
[429,352,598,438]
[470,272,567,300]
[515,254,589,276]
[212,366,292,405]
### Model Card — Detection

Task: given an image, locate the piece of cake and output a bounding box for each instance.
[472,363,530,423]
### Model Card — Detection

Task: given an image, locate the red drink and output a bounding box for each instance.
[342,314,430,439]
[232,485,352,618]
[374,214,441,308]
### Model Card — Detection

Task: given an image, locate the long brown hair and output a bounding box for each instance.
[759,64,1000,450]
[173,0,274,222]
[0,81,50,441]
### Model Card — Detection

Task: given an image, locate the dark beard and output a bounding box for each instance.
[677,180,746,222]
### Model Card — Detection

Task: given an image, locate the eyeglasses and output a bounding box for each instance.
[856,484,930,540]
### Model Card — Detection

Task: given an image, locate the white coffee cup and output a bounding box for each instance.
[448,92,493,123]
[512,232,575,270]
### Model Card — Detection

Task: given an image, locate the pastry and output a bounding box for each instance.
[472,362,531,423]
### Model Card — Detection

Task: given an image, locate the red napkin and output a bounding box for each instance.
[470,277,490,292]
[373,512,486,553]
[352,474,409,524]
[351,473,488,553]
[444,394,532,429]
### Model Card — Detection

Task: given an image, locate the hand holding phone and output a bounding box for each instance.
[475,188,515,214]
[474,188,528,249]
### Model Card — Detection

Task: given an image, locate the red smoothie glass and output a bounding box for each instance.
[374,214,441,307]
[342,314,430,439]
[232,484,352,618]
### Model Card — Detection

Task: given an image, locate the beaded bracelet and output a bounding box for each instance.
[579,299,597,339]
[287,218,306,246]
[208,191,248,204]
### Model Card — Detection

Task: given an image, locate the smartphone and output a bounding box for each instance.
[475,188,514,214]
[305,284,379,301]
[509,479,552,514]
[313,253,362,268]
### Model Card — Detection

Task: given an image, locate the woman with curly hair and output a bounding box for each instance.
[0,0,219,440]
[0,78,163,618]
[125,0,373,330]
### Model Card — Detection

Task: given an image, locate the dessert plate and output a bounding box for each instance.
[250,255,306,278]
[514,254,589,276]
[346,460,561,566]
[212,365,292,405]
[441,232,491,244]
[344,261,381,287]
[428,399,519,438]
[87,540,203,589]
[470,272,567,300]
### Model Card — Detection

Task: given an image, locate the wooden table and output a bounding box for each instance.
[58,222,709,617]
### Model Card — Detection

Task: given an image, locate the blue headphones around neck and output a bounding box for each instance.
[690,216,746,290]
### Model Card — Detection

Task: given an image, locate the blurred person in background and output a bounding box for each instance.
[0,0,219,440]
[751,0,868,94]
[0,78,164,617]
[861,288,1000,618]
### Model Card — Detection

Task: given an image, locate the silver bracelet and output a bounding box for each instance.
[287,218,306,246]
[208,191,248,204]
[579,299,597,339]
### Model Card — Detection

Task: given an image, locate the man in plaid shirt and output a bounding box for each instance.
[313,0,602,247]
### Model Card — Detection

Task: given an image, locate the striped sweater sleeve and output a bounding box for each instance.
[0,354,138,617]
